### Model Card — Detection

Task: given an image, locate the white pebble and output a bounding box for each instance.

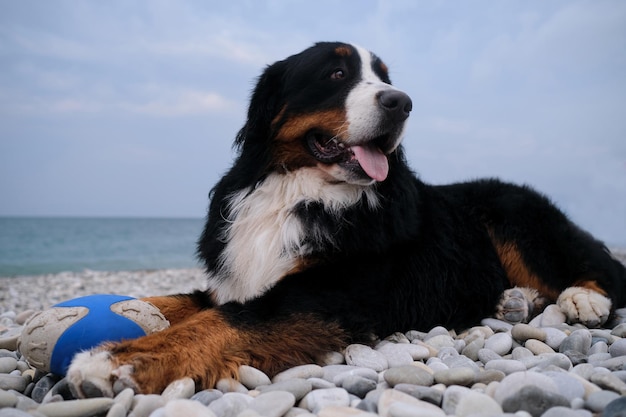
[238,365,271,389]
[484,332,513,356]
[162,399,217,417]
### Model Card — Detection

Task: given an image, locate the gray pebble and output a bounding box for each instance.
[480,318,513,332]
[484,359,526,374]
[273,364,323,382]
[0,409,34,417]
[433,367,475,386]
[249,391,295,417]
[129,394,164,417]
[501,385,569,416]
[571,363,594,380]
[461,338,483,361]
[560,329,592,355]
[0,390,17,408]
[589,340,609,355]
[477,348,501,363]
[162,399,217,417]
[113,388,135,412]
[424,334,455,350]
[590,371,626,394]
[322,365,360,382]
[541,406,591,417]
[512,346,534,360]
[493,371,558,404]
[208,392,252,417]
[307,377,336,389]
[426,358,448,373]
[537,304,567,326]
[257,378,313,400]
[36,398,115,417]
[345,344,388,371]
[105,403,128,417]
[543,327,568,349]
[0,357,17,373]
[604,396,626,417]
[609,338,626,357]
[585,389,620,413]
[380,342,429,362]
[161,377,195,401]
[588,352,612,365]
[379,389,444,417]
[383,365,434,387]
[0,375,27,393]
[393,384,443,405]
[340,375,376,398]
[238,365,271,389]
[405,330,427,342]
[611,323,626,337]
[333,368,379,385]
[544,371,585,402]
[190,389,223,406]
[299,387,350,414]
[215,378,248,393]
[442,355,480,372]
[317,351,344,366]
[31,375,59,403]
[375,344,413,368]
[441,384,471,415]
[455,390,502,417]
[532,353,573,371]
[474,369,505,384]
[425,326,449,339]
[563,350,590,366]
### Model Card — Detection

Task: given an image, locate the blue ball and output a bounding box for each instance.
[18,294,169,375]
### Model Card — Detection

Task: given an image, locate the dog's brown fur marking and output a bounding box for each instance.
[492,240,560,301]
[141,295,205,326]
[273,109,347,171]
[108,309,347,394]
[572,279,608,296]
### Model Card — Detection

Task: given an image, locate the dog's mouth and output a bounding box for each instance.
[306,132,392,182]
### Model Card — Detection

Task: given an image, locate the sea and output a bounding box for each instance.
[0,217,206,277]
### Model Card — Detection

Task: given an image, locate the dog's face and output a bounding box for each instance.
[241,42,412,186]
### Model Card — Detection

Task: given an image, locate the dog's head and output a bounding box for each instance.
[236,42,412,186]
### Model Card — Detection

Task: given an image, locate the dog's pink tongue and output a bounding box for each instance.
[351,144,389,182]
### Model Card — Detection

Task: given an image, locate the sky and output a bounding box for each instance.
[0,0,625,247]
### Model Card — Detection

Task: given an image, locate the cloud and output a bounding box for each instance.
[470,1,626,84]
[121,89,238,117]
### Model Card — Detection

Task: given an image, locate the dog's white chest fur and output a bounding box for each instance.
[208,168,378,304]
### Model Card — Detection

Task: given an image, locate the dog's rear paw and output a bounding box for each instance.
[557,287,611,327]
[67,350,137,398]
[495,287,547,324]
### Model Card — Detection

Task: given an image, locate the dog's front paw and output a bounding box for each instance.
[495,287,542,323]
[557,287,611,327]
[67,349,137,398]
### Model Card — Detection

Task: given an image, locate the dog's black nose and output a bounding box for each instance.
[377,90,412,122]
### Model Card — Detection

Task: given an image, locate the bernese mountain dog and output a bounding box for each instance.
[67,41,626,397]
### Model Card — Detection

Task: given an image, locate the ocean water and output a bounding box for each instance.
[0,217,206,277]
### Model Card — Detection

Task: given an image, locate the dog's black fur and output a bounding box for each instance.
[68,42,626,396]
[198,42,625,337]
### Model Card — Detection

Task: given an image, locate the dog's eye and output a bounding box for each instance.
[330,69,345,80]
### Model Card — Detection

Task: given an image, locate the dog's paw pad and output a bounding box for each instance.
[67,350,137,398]
[557,287,611,327]
[496,287,539,323]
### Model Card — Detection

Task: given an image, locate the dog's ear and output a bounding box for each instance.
[235,59,288,149]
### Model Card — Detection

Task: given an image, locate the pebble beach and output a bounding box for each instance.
[1,251,626,417]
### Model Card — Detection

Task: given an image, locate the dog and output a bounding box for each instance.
[67,42,626,397]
